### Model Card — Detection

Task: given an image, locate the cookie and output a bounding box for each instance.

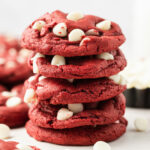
[0,85,6,92]
[0,85,29,128]
[26,117,127,146]
[29,94,125,129]
[0,35,32,84]
[29,49,127,79]
[0,35,20,51]
[24,75,126,104]
[0,140,40,150]
[21,10,125,57]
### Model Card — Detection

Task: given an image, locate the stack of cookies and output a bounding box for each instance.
[22,10,127,145]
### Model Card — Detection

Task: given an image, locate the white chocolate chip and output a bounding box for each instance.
[0,58,5,65]
[86,29,99,36]
[17,56,26,64]
[67,79,74,83]
[67,12,84,21]
[68,103,84,114]
[9,48,17,56]
[1,91,14,97]
[53,23,67,37]
[134,118,148,132]
[16,143,33,150]
[5,61,16,68]
[97,52,114,60]
[57,108,73,120]
[0,124,10,139]
[24,88,36,103]
[28,75,36,82]
[68,29,85,42]
[32,20,46,32]
[32,53,45,74]
[51,55,66,66]
[6,97,21,107]
[38,76,47,81]
[109,74,127,85]
[80,37,91,46]
[93,141,111,150]
[96,20,111,31]
[19,49,30,57]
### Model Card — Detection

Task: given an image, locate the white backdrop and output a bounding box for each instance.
[0,0,136,58]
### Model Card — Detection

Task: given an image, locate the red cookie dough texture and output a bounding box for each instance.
[24,75,126,104]
[29,94,126,129]
[21,10,127,146]
[0,35,32,84]
[0,84,29,128]
[0,140,40,150]
[26,117,127,146]
[29,49,127,79]
[21,10,125,57]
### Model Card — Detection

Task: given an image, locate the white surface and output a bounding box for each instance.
[6,108,150,150]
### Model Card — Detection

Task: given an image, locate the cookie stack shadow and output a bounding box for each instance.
[22,10,128,145]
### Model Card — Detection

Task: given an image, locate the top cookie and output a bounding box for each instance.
[21,10,125,57]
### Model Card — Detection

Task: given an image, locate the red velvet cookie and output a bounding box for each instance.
[0,35,32,84]
[0,85,6,92]
[29,49,127,79]
[24,75,126,104]
[0,140,40,150]
[21,10,125,57]
[26,117,127,146]
[29,94,125,129]
[0,85,29,128]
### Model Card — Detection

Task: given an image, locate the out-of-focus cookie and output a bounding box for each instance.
[0,84,29,128]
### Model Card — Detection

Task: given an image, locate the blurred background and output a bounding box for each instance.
[0,0,149,59]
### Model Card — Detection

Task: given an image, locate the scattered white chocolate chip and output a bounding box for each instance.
[51,55,66,66]
[109,74,127,85]
[1,91,14,97]
[32,53,45,73]
[80,37,91,46]
[5,61,16,68]
[9,48,17,56]
[68,103,84,114]
[57,108,73,121]
[32,20,46,32]
[38,76,47,81]
[6,97,21,107]
[67,12,84,21]
[96,20,111,31]
[93,141,111,150]
[28,75,36,82]
[0,58,5,65]
[134,118,148,132]
[53,23,67,37]
[86,29,99,36]
[24,88,36,103]
[69,29,85,42]
[0,124,10,139]
[97,52,114,60]
[16,143,33,150]
[67,79,74,83]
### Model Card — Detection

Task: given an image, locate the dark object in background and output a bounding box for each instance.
[124,88,150,108]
